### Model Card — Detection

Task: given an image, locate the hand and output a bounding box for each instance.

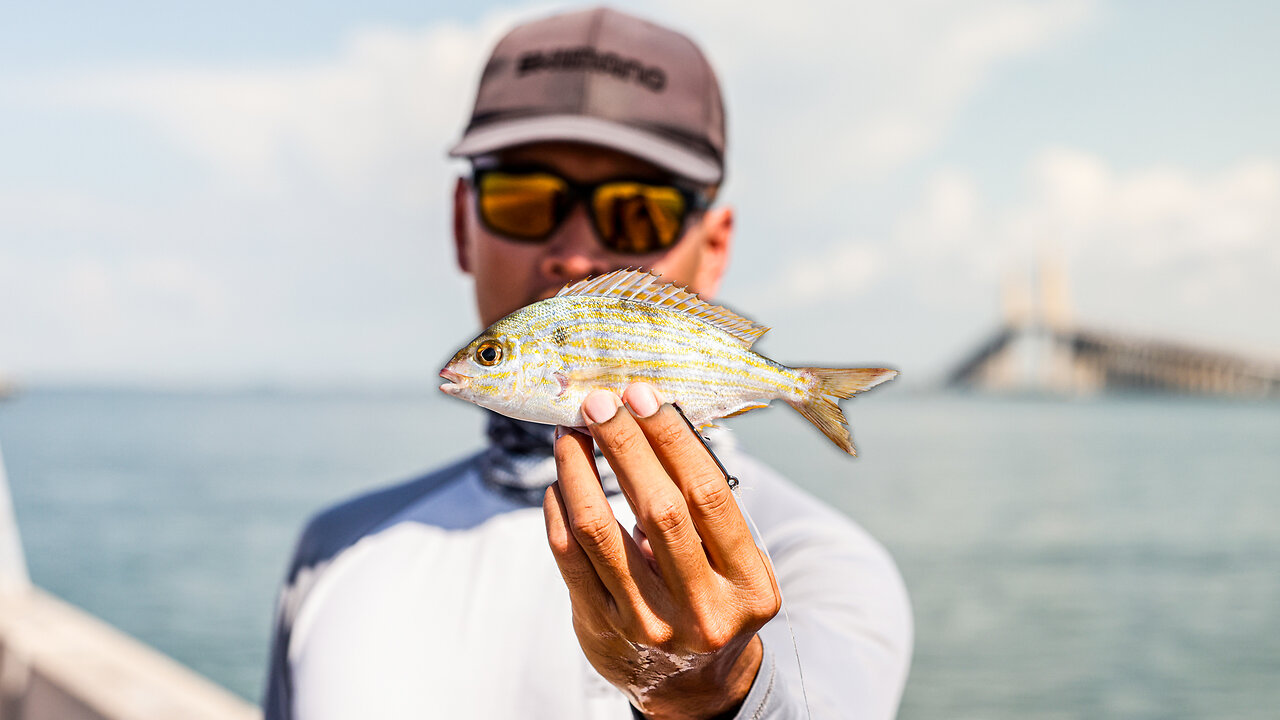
[542,383,782,720]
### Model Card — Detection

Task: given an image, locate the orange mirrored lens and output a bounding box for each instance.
[592,183,686,254]
[478,172,567,239]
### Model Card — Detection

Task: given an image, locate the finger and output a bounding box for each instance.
[621,383,759,579]
[553,424,655,613]
[584,389,712,597]
[631,524,658,573]
[543,482,613,616]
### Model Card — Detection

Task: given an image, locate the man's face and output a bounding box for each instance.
[453,142,733,328]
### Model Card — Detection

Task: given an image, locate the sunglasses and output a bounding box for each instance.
[471,166,713,255]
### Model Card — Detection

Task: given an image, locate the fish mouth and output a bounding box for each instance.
[439,368,470,395]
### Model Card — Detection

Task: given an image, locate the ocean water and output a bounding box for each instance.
[1,388,1277,718]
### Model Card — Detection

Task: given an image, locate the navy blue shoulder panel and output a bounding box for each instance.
[287,453,480,582]
[266,452,490,719]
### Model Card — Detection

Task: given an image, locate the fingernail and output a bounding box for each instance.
[625,383,661,418]
[583,391,622,424]
[554,425,567,439]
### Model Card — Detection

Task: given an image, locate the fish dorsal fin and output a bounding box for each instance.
[556,268,770,347]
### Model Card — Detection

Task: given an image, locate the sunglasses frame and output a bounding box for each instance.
[470,164,714,253]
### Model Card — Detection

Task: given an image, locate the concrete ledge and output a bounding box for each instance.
[0,587,260,720]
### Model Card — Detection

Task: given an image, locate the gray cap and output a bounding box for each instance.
[449,7,726,185]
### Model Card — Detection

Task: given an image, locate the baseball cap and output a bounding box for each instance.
[449,7,726,185]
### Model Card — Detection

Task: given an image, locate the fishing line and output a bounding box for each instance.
[671,403,814,720]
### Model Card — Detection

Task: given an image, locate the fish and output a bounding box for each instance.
[439,268,896,455]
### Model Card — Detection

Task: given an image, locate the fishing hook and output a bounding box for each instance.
[669,402,738,491]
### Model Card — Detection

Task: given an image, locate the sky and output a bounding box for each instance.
[2,0,1278,388]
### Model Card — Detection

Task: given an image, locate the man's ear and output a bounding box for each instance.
[693,205,734,298]
[453,177,472,274]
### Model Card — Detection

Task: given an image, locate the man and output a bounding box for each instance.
[264,7,911,719]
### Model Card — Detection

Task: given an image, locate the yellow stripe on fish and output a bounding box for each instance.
[439,269,896,455]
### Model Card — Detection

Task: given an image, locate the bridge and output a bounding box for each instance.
[946,261,1280,398]
[948,323,1280,397]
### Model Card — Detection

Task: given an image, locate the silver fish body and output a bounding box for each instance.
[440,269,895,455]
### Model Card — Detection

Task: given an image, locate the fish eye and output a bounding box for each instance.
[475,341,503,366]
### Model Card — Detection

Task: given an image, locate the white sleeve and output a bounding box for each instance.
[729,459,913,720]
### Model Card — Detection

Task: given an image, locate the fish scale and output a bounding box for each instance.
[440,269,897,455]
[551,303,789,404]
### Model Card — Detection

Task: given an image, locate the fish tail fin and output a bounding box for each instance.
[786,367,898,456]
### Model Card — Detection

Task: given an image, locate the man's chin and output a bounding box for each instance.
[533,283,574,303]
[529,266,658,305]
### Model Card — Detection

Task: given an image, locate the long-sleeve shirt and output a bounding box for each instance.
[263,437,912,719]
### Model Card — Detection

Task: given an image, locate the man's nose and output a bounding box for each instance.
[539,206,610,282]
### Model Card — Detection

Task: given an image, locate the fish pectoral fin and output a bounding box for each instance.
[565,364,628,382]
[554,364,630,395]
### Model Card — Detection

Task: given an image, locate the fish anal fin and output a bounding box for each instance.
[723,402,770,418]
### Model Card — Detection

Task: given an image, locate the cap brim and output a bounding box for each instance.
[449,115,722,185]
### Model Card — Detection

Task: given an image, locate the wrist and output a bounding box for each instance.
[636,635,764,720]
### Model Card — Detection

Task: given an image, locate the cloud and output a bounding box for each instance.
[895,149,1280,351]
[0,250,236,378]
[770,243,887,306]
[761,147,1280,374]
[687,0,1095,310]
[30,0,1094,202]
[1,1,1099,382]
[1,8,545,383]
[661,0,1094,191]
[35,12,534,201]
[1006,148,1280,272]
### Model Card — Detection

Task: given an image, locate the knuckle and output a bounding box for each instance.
[641,495,689,536]
[685,589,777,651]
[749,586,783,622]
[679,593,737,653]
[572,602,615,632]
[570,510,616,550]
[634,617,675,647]
[561,562,600,590]
[649,416,687,452]
[687,621,735,654]
[544,494,578,558]
[553,435,587,466]
[600,427,643,458]
[546,524,575,556]
[552,440,572,465]
[686,476,734,515]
